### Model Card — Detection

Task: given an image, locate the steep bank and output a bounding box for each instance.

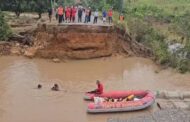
[0,24,152,59]
[33,24,152,59]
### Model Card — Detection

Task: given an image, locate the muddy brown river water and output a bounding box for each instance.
[0,56,190,122]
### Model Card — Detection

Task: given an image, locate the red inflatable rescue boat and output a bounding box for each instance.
[86,90,155,113]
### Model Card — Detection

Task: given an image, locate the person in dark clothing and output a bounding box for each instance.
[48,8,52,22]
[65,6,67,21]
[102,10,107,23]
[55,8,58,20]
[37,84,42,89]
[78,8,83,23]
[88,7,92,22]
[70,6,73,22]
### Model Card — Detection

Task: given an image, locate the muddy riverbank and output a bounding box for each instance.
[0,23,152,60]
[0,56,190,122]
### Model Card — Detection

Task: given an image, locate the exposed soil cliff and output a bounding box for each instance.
[32,24,152,59]
[0,24,152,60]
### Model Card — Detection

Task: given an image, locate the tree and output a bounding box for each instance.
[55,0,76,7]
[0,11,12,41]
[0,0,28,17]
[29,0,50,19]
[80,0,123,11]
[0,0,51,19]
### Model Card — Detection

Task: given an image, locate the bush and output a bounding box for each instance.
[0,11,12,41]
[171,12,190,39]
[152,41,170,64]
[177,59,190,73]
[114,0,190,72]
[126,18,171,65]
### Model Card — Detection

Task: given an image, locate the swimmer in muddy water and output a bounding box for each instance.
[37,84,42,89]
[51,84,59,91]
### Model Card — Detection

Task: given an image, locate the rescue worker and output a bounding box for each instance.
[66,6,71,23]
[108,8,113,24]
[57,5,64,23]
[87,80,104,94]
[71,6,77,22]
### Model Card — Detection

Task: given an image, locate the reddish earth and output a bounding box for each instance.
[0,23,152,60]
[32,24,152,59]
[0,42,11,55]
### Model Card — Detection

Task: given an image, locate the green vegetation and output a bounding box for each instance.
[119,0,190,73]
[81,0,123,11]
[0,0,50,18]
[0,11,12,41]
[0,0,75,18]
[83,0,190,72]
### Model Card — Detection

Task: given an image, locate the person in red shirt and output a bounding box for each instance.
[87,80,104,94]
[108,8,113,24]
[96,80,103,94]
[66,6,71,23]
[71,6,77,22]
[57,5,64,23]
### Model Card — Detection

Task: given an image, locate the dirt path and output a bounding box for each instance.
[5,12,112,35]
[46,11,113,26]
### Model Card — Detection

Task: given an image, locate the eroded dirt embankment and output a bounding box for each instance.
[33,24,152,59]
[0,24,152,59]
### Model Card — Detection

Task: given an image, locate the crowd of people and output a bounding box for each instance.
[48,5,114,24]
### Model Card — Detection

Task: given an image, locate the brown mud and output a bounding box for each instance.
[0,23,152,60]
[35,24,152,59]
[0,56,190,122]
